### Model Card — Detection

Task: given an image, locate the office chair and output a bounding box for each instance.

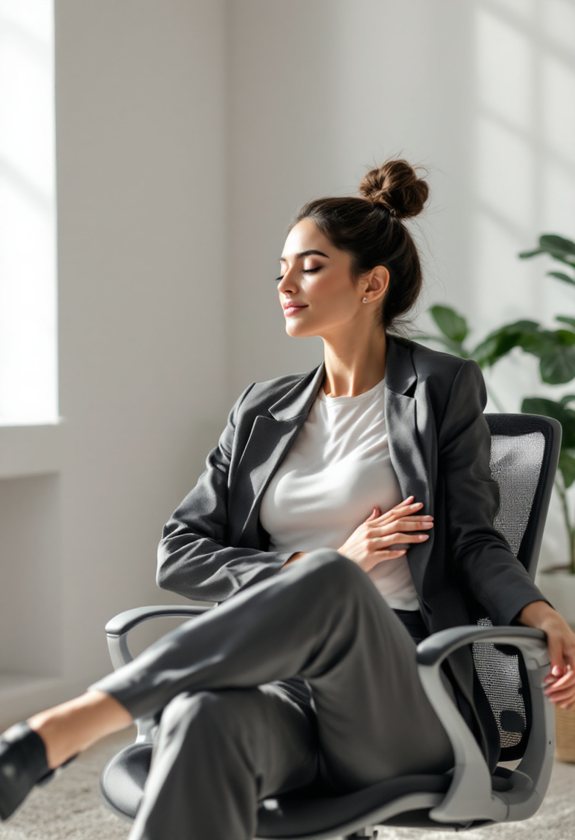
[99,412,562,838]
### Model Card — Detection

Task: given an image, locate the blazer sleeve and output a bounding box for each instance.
[156,383,295,603]
[438,359,552,626]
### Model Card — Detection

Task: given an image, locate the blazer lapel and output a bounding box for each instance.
[384,335,437,582]
[235,363,326,545]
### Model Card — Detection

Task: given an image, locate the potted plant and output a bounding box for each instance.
[414,234,575,624]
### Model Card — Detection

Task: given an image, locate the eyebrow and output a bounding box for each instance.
[279,249,330,263]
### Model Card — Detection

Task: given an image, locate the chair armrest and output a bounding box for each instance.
[105,604,216,642]
[416,625,552,825]
[104,604,217,669]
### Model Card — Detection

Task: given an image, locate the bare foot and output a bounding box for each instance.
[26,690,134,770]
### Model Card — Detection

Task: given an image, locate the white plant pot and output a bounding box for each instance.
[537,572,575,627]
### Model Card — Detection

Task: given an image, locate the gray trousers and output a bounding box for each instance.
[88,549,455,840]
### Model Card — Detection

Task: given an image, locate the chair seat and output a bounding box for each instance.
[99,743,153,820]
[100,743,481,837]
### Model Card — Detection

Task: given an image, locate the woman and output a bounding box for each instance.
[1,159,574,839]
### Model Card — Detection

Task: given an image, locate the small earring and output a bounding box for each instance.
[362,297,368,303]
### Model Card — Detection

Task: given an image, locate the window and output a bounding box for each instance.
[0,0,57,425]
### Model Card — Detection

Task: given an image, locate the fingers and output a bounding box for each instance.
[387,531,431,544]
[385,498,425,518]
[378,521,433,542]
[548,642,564,674]
[544,666,575,708]
[365,497,434,562]
[395,517,434,530]
[385,503,433,522]
[373,535,430,561]
[544,622,575,674]
[542,624,575,708]
[381,549,408,558]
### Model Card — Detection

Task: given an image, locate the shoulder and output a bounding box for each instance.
[390,332,481,389]
[228,367,318,420]
[388,334,486,426]
[249,370,311,397]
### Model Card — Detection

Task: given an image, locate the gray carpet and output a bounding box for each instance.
[1,728,574,839]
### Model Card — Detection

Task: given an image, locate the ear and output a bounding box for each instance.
[362,265,390,303]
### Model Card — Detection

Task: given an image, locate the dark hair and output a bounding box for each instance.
[287,158,429,336]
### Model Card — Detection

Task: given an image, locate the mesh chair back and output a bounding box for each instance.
[471,413,560,761]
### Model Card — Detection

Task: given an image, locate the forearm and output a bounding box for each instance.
[157,537,294,600]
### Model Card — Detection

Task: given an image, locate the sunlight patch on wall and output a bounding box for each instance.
[0,0,57,425]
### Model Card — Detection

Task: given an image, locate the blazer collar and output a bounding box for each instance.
[268,332,417,421]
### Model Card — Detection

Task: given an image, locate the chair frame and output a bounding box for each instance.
[100,413,562,838]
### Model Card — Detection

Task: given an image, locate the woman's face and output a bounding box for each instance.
[277,218,371,340]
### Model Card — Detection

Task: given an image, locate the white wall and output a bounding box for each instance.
[227,0,575,567]
[227,0,473,386]
[56,0,231,677]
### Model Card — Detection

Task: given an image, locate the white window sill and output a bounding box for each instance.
[0,421,64,479]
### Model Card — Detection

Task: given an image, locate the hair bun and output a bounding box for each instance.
[359,159,429,219]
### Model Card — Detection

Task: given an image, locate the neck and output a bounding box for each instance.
[321,330,388,397]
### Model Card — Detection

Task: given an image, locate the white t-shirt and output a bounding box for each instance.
[259,375,419,610]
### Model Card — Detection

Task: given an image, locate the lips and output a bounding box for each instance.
[283,304,307,315]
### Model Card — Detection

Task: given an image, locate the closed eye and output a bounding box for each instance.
[274,267,322,282]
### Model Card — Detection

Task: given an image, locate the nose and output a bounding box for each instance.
[277,266,299,296]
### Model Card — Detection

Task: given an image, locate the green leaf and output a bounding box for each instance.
[472,320,540,366]
[514,328,553,355]
[518,234,575,267]
[540,345,575,383]
[556,316,575,328]
[539,234,575,256]
[533,330,575,383]
[555,329,575,344]
[521,397,575,448]
[428,305,468,343]
[549,254,575,269]
[558,449,575,490]
[560,395,575,407]
[518,248,544,259]
[547,271,575,287]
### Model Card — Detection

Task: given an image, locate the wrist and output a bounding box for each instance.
[517,599,556,627]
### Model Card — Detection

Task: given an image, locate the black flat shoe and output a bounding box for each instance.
[0,721,78,822]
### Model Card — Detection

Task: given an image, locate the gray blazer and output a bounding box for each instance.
[157,331,547,772]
